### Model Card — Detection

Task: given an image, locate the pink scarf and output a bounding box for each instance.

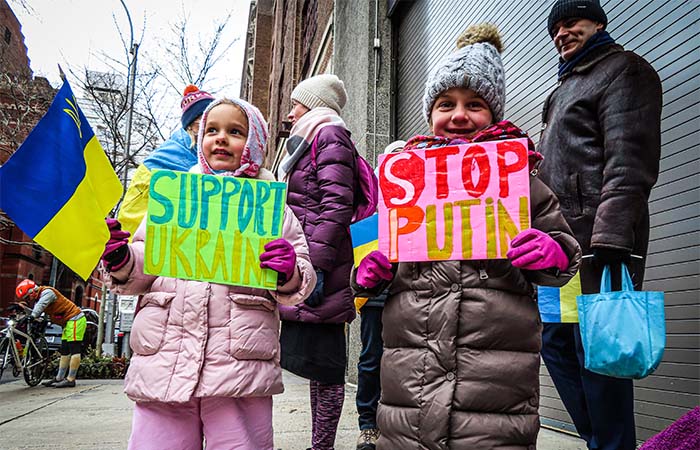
[277,107,346,181]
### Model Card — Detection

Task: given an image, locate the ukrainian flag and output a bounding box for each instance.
[0,81,123,280]
[538,272,582,323]
[350,213,379,267]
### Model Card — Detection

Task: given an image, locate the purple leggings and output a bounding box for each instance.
[310,380,345,450]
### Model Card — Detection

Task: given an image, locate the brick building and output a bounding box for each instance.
[240,0,335,170]
[0,0,29,77]
[239,0,395,388]
[0,0,105,313]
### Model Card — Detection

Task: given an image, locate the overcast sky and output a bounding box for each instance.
[10,0,250,123]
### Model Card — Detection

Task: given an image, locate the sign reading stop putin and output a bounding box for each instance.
[377,139,531,262]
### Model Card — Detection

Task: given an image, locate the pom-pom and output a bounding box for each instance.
[183,84,199,96]
[455,23,504,53]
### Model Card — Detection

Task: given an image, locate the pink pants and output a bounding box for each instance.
[128,396,273,450]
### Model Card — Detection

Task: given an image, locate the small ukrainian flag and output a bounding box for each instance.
[350,213,379,268]
[0,80,123,280]
[538,272,582,323]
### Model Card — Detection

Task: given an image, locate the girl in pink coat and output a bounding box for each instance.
[102,97,317,450]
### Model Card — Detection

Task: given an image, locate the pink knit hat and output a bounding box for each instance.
[196,97,268,178]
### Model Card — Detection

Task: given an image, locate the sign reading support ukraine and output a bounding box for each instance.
[377,139,531,262]
[144,170,287,289]
[0,81,123,280]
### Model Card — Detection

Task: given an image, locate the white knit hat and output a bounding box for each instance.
[383,140,406,154]
[291,74,348,114]
[422,23,506,123]
[375,140,407,176]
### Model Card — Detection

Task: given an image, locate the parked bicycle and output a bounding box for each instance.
[0,305,50,386]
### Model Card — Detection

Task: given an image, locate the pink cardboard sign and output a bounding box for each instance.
[377,139,531,262]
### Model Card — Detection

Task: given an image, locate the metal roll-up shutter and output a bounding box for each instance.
[392,0,700,441]
[613,0,700,440]
[395,0,430,138]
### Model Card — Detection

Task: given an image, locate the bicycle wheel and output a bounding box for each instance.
[0,338,10,380]
[23,337,49,387]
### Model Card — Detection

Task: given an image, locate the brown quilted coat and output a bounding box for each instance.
[354,176,581,449]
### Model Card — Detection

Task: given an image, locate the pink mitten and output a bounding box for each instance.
[357,251,393,288]
[259,239,296,283]
[102,218,130,271]
[506,228,569,272]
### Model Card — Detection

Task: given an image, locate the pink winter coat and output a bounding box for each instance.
[109,170,316,403]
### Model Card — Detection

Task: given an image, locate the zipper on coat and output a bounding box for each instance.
[477,261,489,280]
[540,87,557,133]
[575,173,585,216]
[540,79,563,137]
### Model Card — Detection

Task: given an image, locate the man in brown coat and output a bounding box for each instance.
[537,1,662,449]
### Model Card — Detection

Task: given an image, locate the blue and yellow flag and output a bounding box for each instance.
[538,272,582,323]
[350,213,379,267]
[0,81,123,280]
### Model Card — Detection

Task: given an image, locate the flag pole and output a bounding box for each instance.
[45,65,66,288]
[57,64,66,82]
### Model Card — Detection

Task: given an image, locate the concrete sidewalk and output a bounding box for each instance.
[0,372,586,449]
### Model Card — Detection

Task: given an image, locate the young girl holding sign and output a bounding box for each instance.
[353,24,582,449]
[101,97,316,450]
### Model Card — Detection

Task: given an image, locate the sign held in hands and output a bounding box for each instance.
[377,139,531,262]
[144,170,287,289]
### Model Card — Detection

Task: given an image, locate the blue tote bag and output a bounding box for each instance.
[577,264,665,379]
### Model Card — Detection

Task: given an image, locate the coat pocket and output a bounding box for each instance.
[228,294,279,361]
[130,292,175,356]
[566,171,601,218]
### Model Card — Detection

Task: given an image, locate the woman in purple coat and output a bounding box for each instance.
[277,74,357,450]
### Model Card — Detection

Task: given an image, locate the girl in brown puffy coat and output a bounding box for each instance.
[352,24,581,449]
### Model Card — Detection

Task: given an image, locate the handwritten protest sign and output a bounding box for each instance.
[377,139,531,262]
[144,170,287,289]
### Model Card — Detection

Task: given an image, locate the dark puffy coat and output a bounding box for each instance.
[279,125,357,324]
[538,43,662,293]
[354,177,581,449]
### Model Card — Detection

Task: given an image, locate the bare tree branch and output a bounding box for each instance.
[6,0,35,16]
[0,73,53,162]
[0,235,45,246]
[152,8,238,96]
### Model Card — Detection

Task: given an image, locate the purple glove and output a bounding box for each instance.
[506,228,569,272]
[357,251,393,288]
[102,218,130,271]
[259,239,297,284]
